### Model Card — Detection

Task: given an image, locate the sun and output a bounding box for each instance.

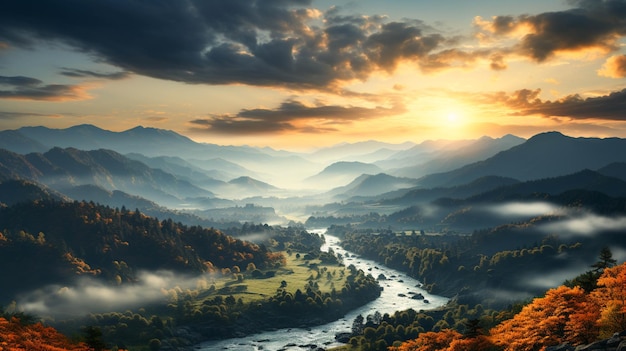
[447,112,460,123]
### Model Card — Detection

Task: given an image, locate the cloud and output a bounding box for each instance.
[485,202,564,217]
[540,213,626,236]
[18,270,204,317]
[190,98,406,134]
[523,265,590,289]
[59,68,131,80]
[598,55,626,78]
[0,0,459,89]
[0,75,93,101]
[2,0,624,90]
[475,1,626,62]
[0,111,63,120]
[487,88,626,121]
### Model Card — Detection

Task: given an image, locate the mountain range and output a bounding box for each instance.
[4,125,626,229]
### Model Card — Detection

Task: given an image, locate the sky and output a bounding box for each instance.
[1,0,626,150]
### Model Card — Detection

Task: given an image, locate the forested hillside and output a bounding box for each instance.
[0,200,282,302]
[330,253,626,351]
[386,261,626,351]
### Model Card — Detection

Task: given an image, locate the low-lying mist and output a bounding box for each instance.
[522,264,590,290]
[484,201,565,217]
[539,213,626,237]
[484,201,626,237]
[18,270,210,318]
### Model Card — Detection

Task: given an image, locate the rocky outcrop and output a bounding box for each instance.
[545,331,626,351]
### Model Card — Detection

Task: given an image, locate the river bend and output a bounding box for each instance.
[198,233,448,350]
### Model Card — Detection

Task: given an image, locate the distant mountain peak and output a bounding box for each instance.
[527,131,567,141]
[228,176,277,190]
[67,124,104,131]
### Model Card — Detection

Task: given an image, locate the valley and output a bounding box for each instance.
[1,125,626,351]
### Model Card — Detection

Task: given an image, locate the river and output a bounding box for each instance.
[197,233,448,351]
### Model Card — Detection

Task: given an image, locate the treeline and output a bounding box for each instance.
[340,301,515,351]
[333,224,584,301]
[0,200,283,302]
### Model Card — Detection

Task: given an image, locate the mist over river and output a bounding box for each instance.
[197,232,448,351]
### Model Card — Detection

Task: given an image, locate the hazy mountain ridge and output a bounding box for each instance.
[0,179,68,206]
[467,169,626,202]
[305,161,384,187]
[388,134,526,178]
[307,140,415,163]
[308,166,626,232]
[125,153,228,187]
[3,124,260,159]
[380,175,522,206]
[0,147,213,207]
[327,173,421,199]
[416,132,626,188]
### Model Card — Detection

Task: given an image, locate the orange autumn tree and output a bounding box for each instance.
[389,328,497,351]
[592,262,626,338]
[389,329,461,351]
[490,285,599,351]
[0,316,91,351]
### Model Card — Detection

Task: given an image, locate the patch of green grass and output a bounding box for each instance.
[192,252,347,306]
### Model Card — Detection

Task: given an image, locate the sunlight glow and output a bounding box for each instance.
[447,112,460,123]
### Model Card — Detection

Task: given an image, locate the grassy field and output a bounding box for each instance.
[192,251,348,305]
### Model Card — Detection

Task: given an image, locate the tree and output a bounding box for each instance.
[83,325,106,351]
[592,247,617,273]
[490,285,594,351]
[592,262,626,337]
[568,247,618,292]
[389,329,461,351]
[352,314,364,336]
[462,319,483,339]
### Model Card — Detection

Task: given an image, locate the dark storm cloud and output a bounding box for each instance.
[59,68,131,80]
[0,0,453,89]
[3,0,624,88]
[478,0,626,62]
[190,99,406,134]
[491,88,626,120]
[364,22,446,72]
[0,75,91,101]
